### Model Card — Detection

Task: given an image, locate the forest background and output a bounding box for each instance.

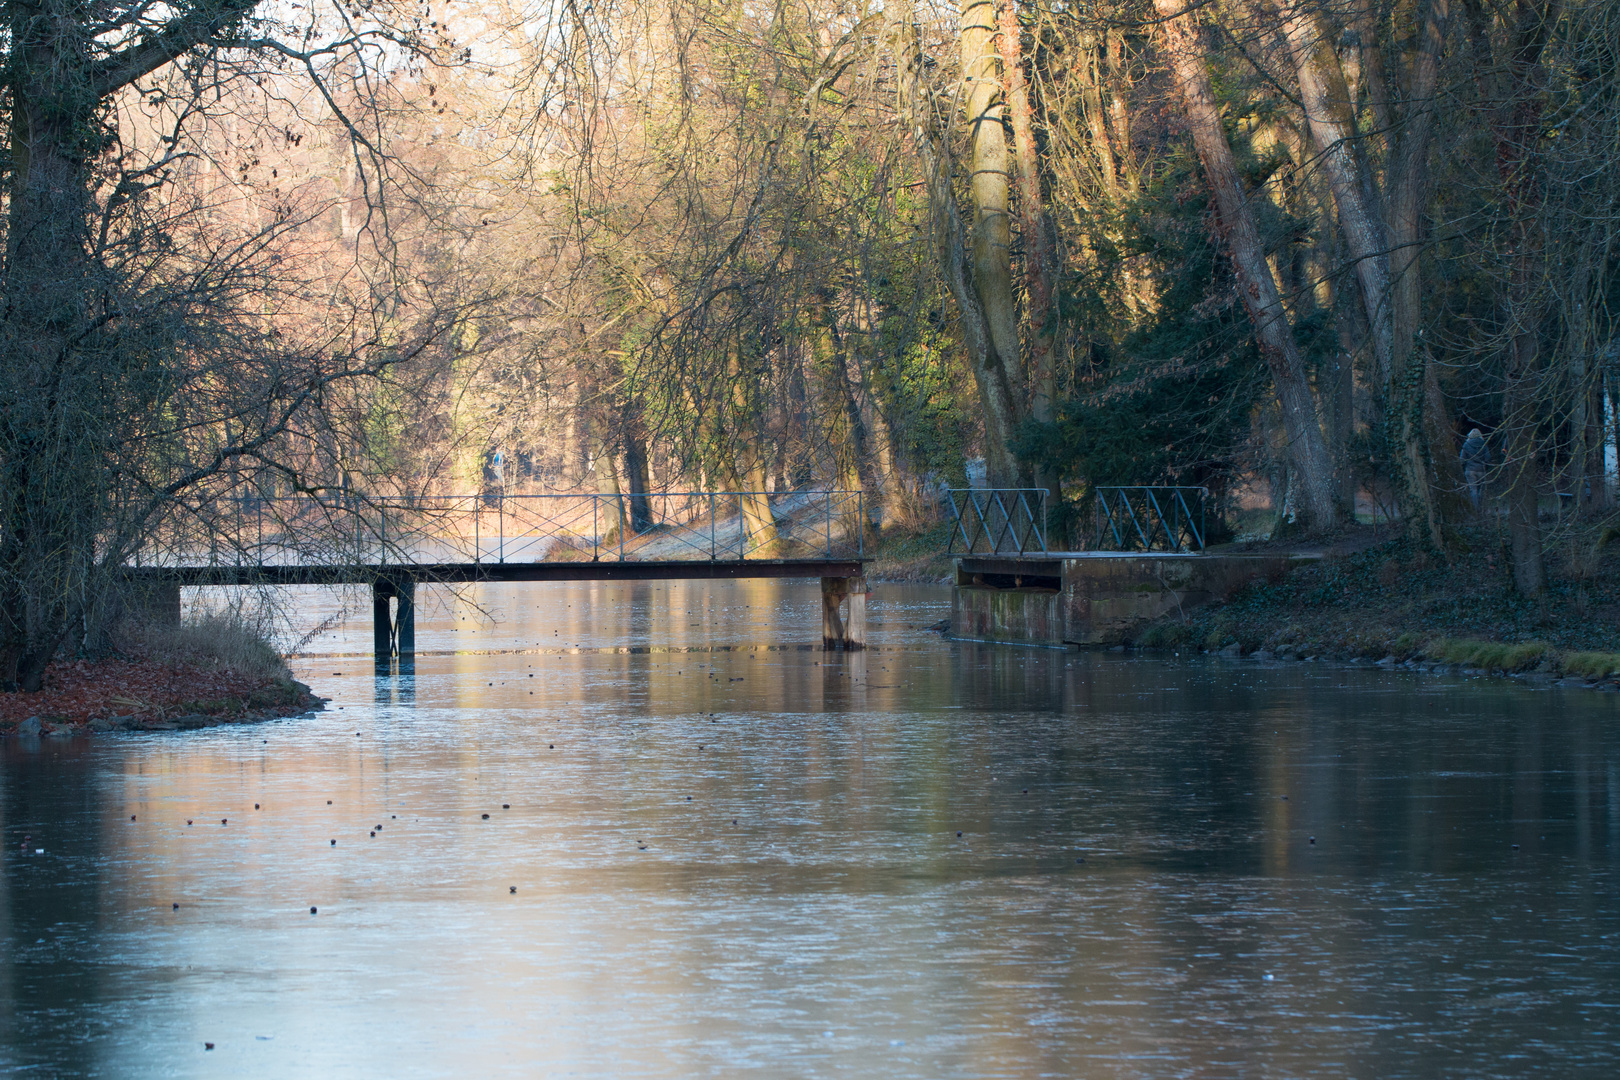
[1,0,1617,689]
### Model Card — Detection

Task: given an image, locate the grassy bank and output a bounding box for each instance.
[1136,525,1620,680]
[0,615,322,734]
[864,520,958,582]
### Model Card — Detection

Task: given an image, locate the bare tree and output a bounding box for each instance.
[1151,0,1339,529]
[0,1,466,689]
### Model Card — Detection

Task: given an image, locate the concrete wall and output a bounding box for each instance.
[952,553,1311,647]
[951,585,1065,645]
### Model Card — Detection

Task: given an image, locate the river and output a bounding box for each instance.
[2,579,1618,1077]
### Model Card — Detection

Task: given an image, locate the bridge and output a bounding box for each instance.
[943,487,1321,647]
[120,489,870,664]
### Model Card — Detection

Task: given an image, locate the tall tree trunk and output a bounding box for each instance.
[1104,31,1156,317]
[1483,0,1557,595]
[1306,235,1358,518]
[1503,323,1546,595]
[1279,2,1447,541]
[785,349,814,487]
[584,403,624,548]
[734,461,778,558]
[891,0,1024,487]
[998,0,1061,512]
[1582,378,1607,514]
[1565,232,1606,515]
[1152,0,1338,530]
[562,385,582,488]
[623,409,653,533]
[810,292,877,544]
[725,347,780,556]
[961,0,1025,402]
[1388,0,1458,542]
[1077,29,1118,200]
[1351,0,1394,138]
[1279,5,1393,383]
[3,37,99,691]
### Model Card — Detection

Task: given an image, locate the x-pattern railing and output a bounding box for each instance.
[134,490,866,568]
[946,489,1048,554]
[1092,486,1207,553]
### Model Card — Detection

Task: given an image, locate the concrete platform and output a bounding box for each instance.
[951,552,1316,648]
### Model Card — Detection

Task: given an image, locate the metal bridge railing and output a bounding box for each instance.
[946,489,1049,554]
[1091,486,1207,553]
[133,490,866,569]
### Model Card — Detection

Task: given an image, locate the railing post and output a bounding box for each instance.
[499,489,505,563]
[710,493,717,561]
[739,492,746,559]
[620,495,626,562]
[474,495,480,564]
[858,491,864,558]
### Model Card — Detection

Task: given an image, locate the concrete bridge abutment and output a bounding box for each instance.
[951,553,1315,648]
[820,575,867,650]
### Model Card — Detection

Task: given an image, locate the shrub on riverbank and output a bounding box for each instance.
[1138,525,1620,676]
[1425,639,1550,672]
[1560,651,1620,680]
[123,615,293,684]
[0,613,317,733]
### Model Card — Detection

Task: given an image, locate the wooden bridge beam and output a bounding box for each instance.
[120,558,865,587]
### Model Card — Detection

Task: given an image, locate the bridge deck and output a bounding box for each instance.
[120,558,866,587]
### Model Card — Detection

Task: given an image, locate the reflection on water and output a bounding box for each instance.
[3,580,1619,1077]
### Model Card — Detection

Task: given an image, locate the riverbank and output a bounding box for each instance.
[1136,524,1620,684]
[0,617,325,736]
[864,521,957,582]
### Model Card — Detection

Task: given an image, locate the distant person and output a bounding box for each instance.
[482,448,506,510]
[1459,428,1488,510]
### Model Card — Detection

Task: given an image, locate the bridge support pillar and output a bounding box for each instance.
[372,578,416,666]
[820,575,867,650]
[395,580,415,656]
[373,584,391,661]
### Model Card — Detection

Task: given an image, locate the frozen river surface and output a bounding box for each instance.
[2,579,1618,1077]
